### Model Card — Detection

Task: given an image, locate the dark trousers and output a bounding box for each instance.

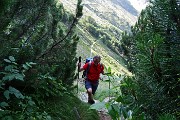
[85,79,99,95]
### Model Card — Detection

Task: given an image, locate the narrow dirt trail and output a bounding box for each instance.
[98,111,112,120]
[78,92,112,120]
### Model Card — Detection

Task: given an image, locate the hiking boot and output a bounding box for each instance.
[88,100,95,104]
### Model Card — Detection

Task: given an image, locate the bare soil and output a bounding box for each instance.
[78,91,112,120]
[99,111,112,120]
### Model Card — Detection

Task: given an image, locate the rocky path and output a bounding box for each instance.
[78,92,112,120]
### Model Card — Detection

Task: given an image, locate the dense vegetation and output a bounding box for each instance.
[118,0,180,119]
[0,0,179,120]
[91,1,179,120]
[0,0,99,119]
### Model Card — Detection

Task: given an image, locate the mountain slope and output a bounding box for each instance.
[61,0,138,30]
[60,0,138,75]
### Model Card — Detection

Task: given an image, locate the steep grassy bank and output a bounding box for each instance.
[46,94,99,120]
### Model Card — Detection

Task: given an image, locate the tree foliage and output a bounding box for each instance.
[119,0,180,119]
[0,0,84,119]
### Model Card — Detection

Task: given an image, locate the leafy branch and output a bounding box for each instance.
[36,0,83,59]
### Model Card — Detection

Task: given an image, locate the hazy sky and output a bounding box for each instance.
[128,0,148,12]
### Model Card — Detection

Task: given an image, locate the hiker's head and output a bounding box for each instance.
[93,56,101,65]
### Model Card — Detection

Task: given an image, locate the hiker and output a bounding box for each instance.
[78,55,104,104]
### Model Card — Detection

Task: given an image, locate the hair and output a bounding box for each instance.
[93,55,101,61]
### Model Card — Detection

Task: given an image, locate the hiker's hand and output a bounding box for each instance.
[78,63,81,68]
[78,63,84,72]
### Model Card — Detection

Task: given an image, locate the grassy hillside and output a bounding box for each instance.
[60,0,136,75]
[76,25,131,75]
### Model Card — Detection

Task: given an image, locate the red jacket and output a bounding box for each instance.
[83,61,104,81]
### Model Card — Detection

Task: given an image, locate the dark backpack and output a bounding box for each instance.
[82,58,93,78]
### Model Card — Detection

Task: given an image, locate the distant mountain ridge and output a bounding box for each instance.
[111,0,138,16]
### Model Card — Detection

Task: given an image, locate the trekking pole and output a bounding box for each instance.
[77,56,81,93]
